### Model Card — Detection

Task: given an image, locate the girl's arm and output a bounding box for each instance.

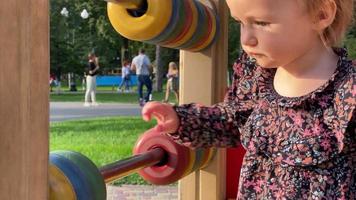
[169,56,257,148]
[143,53,258,149]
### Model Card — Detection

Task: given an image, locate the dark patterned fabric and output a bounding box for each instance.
[168,48,355,199]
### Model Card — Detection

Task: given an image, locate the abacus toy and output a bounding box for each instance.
[107,0,218,51]
[49,129,215,200]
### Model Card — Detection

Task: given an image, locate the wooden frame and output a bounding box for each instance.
[0,0,49,199]
[179,1,229,199]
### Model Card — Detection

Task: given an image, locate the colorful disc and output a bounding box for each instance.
[110,0,143,9]
[50,153,94,200]
[182,148,196,176]
[52,151,106,200]
[190,148,206,173]
[156,0,187,45]
[200,148,216,169]
[147,0,180,44]
[49,163,77,200]
[133,128,191,185]
[177,0,207,49]
[187,5,217,51]
[163,0,198,47]
[107,0,173,41]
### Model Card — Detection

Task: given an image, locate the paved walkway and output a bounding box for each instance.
[107,185,178,200]
[50,102,141,122]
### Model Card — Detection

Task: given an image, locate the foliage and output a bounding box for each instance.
[50,0,355,83]
[345,22,356,59]
[344,36,356,59]
[228,16,241,67]
[50,0,179,83]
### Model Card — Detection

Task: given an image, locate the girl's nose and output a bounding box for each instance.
[240,26,258,47]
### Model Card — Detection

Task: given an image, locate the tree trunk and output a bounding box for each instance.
[121,37,129,66]
[154,45,164,92]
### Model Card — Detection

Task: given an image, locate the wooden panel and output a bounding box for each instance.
[0,0,49,199]
[179,0,229,199]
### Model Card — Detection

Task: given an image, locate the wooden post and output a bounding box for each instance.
[0,0,49,199]
[178,0,229,199]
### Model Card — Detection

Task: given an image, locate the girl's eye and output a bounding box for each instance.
[255,21,270,26]
[235,20,242,24]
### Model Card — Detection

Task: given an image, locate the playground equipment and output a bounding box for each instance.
[2,0,242,199]
[106,1,244,198]
[49,129,215,200]
[107,0,218,51]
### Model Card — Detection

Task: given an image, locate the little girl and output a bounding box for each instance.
[143,0,355,199]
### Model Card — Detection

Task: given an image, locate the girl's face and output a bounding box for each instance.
[227,0,321,68]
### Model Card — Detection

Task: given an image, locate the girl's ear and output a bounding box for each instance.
[312,0,337,32]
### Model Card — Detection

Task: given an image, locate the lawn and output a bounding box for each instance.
[50,91,169,103]
[50,116,159,185]
[50,86,178,104]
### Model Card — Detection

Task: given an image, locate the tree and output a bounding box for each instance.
[154,45,163,92]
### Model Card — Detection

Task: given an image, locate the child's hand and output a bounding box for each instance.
[142,101,180,133]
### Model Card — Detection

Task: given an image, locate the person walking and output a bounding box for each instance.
[131,48,152,106]
[84,52,100,107]
[118,60,131,93]
[163,62,179,103]
[49,73,57,92]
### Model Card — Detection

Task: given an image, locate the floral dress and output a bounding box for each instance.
[169,48,355,199]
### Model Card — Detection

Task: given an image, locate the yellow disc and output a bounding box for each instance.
[162,0,198,47]
[187,6,217,52]
[49,164,76,200]
[183,148,196,177]
[107,0,173,41]
[200,148,216,169]
[110,0,143,9]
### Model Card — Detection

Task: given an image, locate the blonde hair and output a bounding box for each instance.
[302,0,354,46]
[168,62,178,70]
[168,62,178,75]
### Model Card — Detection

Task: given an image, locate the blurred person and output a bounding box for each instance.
[163,62,179,103]
[118,60,131,93]
[131,48,152,106]
[84,52,100,107]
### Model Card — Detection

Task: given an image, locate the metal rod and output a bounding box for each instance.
[104,0,143,9]
[99,148,166,183]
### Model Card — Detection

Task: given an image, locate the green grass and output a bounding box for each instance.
[50,90,178,104]
[50,116,157,185]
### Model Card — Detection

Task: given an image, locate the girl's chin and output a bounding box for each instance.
[259,64,277,69]
[254,59,277,69]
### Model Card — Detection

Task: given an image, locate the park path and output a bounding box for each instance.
[50,102,141,122]
[107,184,178,200]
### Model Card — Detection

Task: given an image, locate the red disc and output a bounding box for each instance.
[133,128,191,185]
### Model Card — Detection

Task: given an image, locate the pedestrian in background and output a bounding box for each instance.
[118,59,131,93]
[131,48,152,107]
[84,52,100,107]
[163,62,179,103]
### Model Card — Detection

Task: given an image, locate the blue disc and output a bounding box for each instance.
[50,153,94,200]
[52,151,106,200]
[177,0,207,49]
[158,0,187,45]
[146,0,180,44]
[200,9,220,51]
